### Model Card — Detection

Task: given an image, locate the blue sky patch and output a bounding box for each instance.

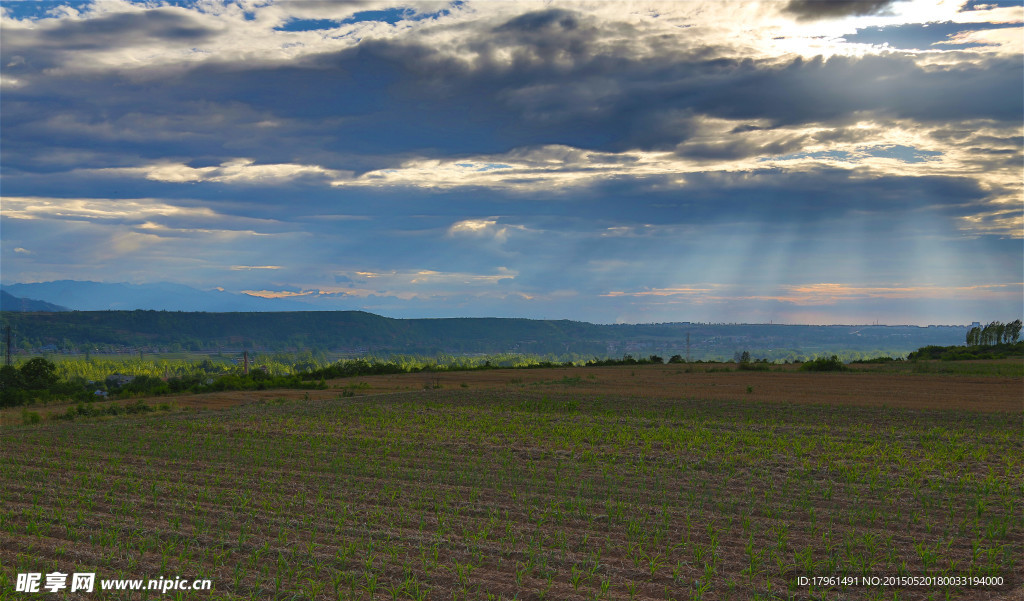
[768,147,941,164]
[960,0,1023,10]
[843,21,1021,50]
[340,6,454,26]
[764,150,854,162]
[2,0,89,20]
[275,18,342,32]
[863,146,942,163]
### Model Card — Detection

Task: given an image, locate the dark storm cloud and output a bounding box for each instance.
[783,0,906,20]
[675,135,810,160]
[493,9,580,33]
[550,168,992,234]
[1,9,215,75]
[3,29,1020,178]
[40,9,216,48]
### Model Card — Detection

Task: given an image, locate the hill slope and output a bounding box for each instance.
[0,291,68,312]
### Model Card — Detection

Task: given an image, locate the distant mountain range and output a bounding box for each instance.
[1,281,318,312]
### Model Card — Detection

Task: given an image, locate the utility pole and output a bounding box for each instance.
[685,332,691,363]
[4,325,11,367]
[243,350,249,375]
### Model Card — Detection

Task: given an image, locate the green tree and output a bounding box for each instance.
[19,357,59,391]
[0,365,23,392]
[1007,319,1022,343]
[0,365,29,407]
[988,321,1004,345]
[966,327,980,346]
[980,322,1001,345]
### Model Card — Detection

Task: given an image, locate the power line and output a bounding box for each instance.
[4,325,12,367]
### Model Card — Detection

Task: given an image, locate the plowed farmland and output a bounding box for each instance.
[1,366,1021,600]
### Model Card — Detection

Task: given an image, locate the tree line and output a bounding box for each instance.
[966,320,1022,346]
[0,357,324,408]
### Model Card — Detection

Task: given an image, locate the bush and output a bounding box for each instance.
[798,358,847,370]
[851,356,899,364]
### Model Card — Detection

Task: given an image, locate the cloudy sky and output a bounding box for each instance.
[1,0,1021,324]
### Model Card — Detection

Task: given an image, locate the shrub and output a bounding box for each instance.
[800,355,848,372]
[851,356,899,364]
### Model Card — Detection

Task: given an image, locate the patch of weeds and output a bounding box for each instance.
[53,399,155,422]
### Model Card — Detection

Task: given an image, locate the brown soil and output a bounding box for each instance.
[3,363,1020,425]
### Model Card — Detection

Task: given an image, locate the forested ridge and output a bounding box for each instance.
[0,310,970,360]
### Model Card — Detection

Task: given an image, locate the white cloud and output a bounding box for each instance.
[93,159,349,184]
[243,266,518,302]
[0,196,293,239]
[936,26,1024,56]
[447,218,525,242]
[1,196,218,221]
[449,218,497,234]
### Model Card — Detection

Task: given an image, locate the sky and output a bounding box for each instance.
[1,0,1021,324]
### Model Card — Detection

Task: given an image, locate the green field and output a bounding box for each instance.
[1,390,1021,600]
